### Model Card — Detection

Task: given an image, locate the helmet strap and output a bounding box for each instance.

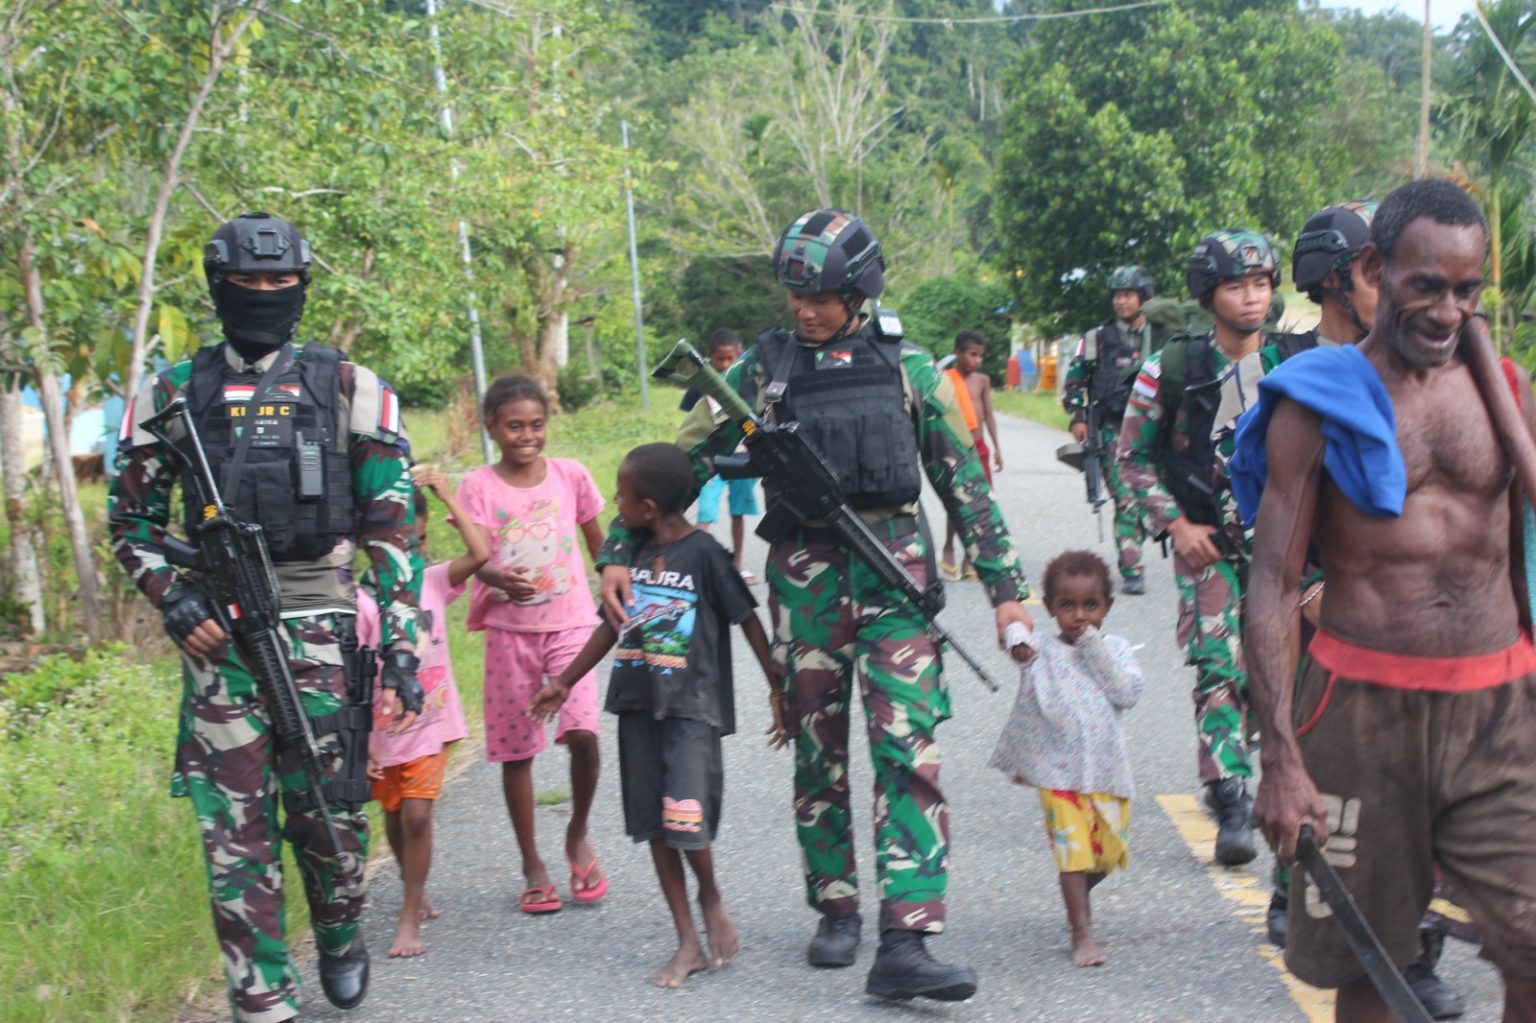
[827,295,863,344]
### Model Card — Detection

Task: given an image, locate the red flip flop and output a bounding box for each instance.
[519,884,563,914]
[569,857,609,904]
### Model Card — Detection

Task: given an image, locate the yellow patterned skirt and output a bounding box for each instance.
[1038,789,1131,875]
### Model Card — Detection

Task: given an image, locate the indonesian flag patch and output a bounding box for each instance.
[224,383,300,404]
[380,385,402,436]
[816,349,854,369]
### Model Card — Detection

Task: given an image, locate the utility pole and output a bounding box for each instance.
[426,0,494,464]
[1416,0,1431,177]
[622,121,649,410]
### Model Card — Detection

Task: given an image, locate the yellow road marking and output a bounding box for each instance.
[1156,793,1333,1023]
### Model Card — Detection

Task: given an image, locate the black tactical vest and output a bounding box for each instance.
[1089,319,1144,424]
[751,326,924,510]
[1154,336,1224,527]
[184,343,355,562]
[1270,329,1319,363]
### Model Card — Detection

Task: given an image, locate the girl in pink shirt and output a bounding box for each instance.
[455,375,607,914]
[363,471,488,958]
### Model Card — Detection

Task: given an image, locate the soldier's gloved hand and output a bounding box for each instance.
[160,589,227,660]
[379,650,423,734]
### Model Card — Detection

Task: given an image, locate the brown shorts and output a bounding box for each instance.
[1286,651,1536,988]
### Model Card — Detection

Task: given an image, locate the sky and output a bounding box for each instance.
[1317,0,1478,31]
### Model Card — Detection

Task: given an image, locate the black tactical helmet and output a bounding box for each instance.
[1108,265,1156,301]
[1292,201,1378,298]
[1186,229,1280,301]
[204,212,312,299]
[772,208,885,300]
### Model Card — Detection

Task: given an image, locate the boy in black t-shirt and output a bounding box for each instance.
[529,443,783,989]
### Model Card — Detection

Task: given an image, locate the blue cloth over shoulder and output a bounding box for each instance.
[1229,345,1406,525]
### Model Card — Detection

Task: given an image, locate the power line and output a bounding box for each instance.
[1473,4,1536,106]
[772,0,1172,27]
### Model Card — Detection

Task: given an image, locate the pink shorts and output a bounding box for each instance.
[483,625,600,763]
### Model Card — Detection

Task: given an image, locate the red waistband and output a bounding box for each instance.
[1308,629,1536,692]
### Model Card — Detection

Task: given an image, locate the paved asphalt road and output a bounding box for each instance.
[303,410,1505,1023]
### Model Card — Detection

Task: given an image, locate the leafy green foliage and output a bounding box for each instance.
[993,0,1344,331]
[897,274,1012,382]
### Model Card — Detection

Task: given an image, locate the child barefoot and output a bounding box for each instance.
[988,550,1142,967]
[529,443,785,989]
[362,471,487,957]
[455,375,608,914]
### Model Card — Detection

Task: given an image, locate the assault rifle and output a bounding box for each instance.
[1055,403,1108,543]
[1082,403,1107,541]
[142,397,345,857]
[654,340,1001,692]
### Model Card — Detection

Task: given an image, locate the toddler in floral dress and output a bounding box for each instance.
[990,549,1142,967]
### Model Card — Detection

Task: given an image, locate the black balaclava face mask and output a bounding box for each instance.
[215,280,306,363]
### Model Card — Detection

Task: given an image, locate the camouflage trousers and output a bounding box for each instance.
[767,524,952,934]
[1172,552,1253,783]
[1097,432,1144,581]
[171,612,368,1023]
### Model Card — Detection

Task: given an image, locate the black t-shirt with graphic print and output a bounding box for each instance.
[603,529,756,734]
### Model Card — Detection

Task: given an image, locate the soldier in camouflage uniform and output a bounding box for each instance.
[108,213,423,1023]
[1061,265,1157,593]
[1116,230,1280,867]
[597,209,1031,1002]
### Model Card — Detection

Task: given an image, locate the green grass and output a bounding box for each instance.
[535,788,569,806]
[0,649,221,1023]
[993,388,1071,432]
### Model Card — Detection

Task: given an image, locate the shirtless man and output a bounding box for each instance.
[1243,178,1536,1022]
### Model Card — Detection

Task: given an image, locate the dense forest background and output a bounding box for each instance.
[1,0,1534,642]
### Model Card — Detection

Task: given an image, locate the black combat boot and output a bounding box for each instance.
[865,929,977,1002]
[1121,575,1146,595]
[1205,777,1257,866]
[807,911,862,968]
[1405,964,1465,1019]
[1266,890,1288,948]
[318,939,370,1010]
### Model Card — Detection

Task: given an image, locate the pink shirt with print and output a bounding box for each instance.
[455,459,605,634]
[359,564,470,769]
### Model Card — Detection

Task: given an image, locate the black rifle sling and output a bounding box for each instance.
[221,344,295,506]
[762,332,800,412]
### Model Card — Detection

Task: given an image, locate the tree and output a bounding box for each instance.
[898,274,1012,381]
[992,0,1345,331]
[1442,0,1536,348]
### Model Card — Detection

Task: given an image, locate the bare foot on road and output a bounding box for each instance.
[1071,932,1106,967]
[420,893,440,921]
[389,914,427,958]
[699,893,739,967]
[648,940,708,989]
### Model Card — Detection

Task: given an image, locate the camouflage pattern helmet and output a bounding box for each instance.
[772,208,885,299]
[1186,229,1280,301]
[1292,200,1378,294]
[1107,265,1157,301]
[204,212,312,299]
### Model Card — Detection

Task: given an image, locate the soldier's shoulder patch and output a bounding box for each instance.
[1130,354,1162,401]
[121,364,192,451]
[347,363,408,448]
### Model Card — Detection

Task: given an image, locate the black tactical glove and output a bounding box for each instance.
[380,651,424,714]
[160,589,218,647]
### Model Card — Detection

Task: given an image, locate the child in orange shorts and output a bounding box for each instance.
[361,469,489,958]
